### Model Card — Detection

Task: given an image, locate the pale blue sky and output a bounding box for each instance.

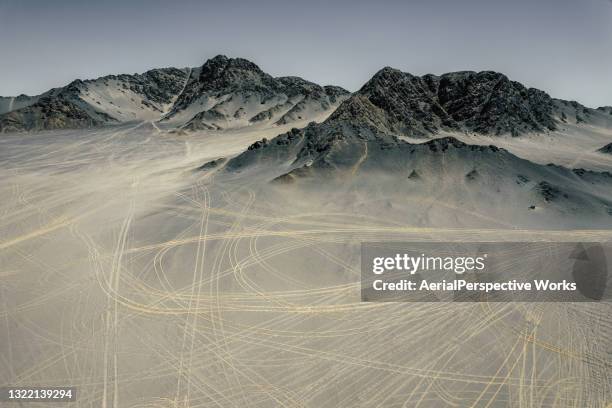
[1,0,611,107]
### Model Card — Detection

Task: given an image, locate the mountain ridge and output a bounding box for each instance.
[222,121,612,224]
[218,64,612,220]
[1,57,610,135]
[328,67,601,137]
[0,55,349,133]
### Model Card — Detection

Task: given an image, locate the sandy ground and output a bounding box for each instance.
[1,123,611,407]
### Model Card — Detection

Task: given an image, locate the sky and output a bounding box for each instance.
[1,0,611,107]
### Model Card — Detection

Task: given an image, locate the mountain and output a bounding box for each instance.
[225,66,612,178]
[222,119,612,225]
[328,68,609,137]
[3,58,608,139]
[0,55,349,133]
[0,68,188,132]
[219,67,612,225]
[160,55,349,130]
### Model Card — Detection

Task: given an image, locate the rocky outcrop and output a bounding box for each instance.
[0,88,116,132]
[0,55,348,133]
[161,55,349,130]
[0,68,188,132]
[330,68,560,137]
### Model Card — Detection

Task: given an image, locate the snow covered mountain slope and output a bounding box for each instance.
[214,65,612,229]
[0,68,188,132]
[0,56,349,133]
[160,55,349,130]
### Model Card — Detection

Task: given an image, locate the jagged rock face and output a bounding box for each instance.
[68,67,189,106]
[0,91,116,132]
[0,55,348,132]
[331,68,559,137]
[197,63,612,224]
[164,55,349,129]
[227,118,505,175]
[0,68,189,132]
[326,95,396,134]
[170,56,270,111]
[347,68,453,136]
[198,56,265,92]
[110,68,189,105]
[1,57,607,134]
[322,86,348,103]
[223,118,612,222]
[435,71,557,135]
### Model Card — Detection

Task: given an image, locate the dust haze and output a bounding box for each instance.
[1,119,611,406]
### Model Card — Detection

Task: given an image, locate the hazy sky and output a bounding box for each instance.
[1,0,611,107]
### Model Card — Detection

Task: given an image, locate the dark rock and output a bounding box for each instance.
[168,56,349,129]
[517,174,530,185]
[536,181,562,202]
[248,138,269,150]
[196,158,226,171]
[465,169,480,181]
[597,143,612,154]
[330,68,560,137]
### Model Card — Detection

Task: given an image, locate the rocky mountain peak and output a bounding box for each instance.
[164,56,349,130]
[363,66,409,86]
[1,57,606,135]
[199,55,266,85]
[597,106,612,115]
[329,67,559,137]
